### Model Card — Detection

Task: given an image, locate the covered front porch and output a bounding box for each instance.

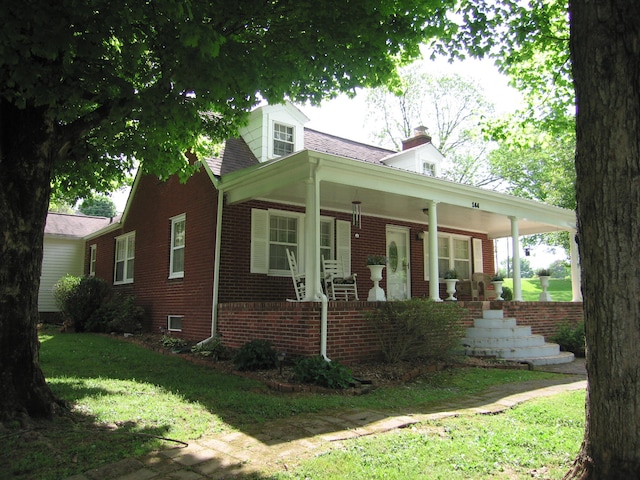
[213,149,581,309]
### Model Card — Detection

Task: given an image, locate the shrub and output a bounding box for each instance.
[191,335,227,360]
[52,274,81,315]
[54,275,111,332]
[552,321,585,357]
[161,335,188,350]
[293,356,354,389]
[501,285,513,301]
[86,295,144,334]
[233,339,278,371]
[366,298,466,363]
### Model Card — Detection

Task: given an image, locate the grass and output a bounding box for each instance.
[3,327,566,479]
[503,278,573,302]
[277,390,585,479]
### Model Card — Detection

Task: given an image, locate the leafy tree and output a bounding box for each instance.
[499,257,533,279]
[434,0,640,476]
[78,195,118,217]
[0,0,450,421]
[548,259,569,279]
[365,64,500,187]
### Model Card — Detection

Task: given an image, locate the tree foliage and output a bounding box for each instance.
[366,64,499,187]
[78,195,117,217]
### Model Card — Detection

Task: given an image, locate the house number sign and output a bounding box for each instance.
[471,202,480,208]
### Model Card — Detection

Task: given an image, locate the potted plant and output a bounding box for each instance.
[536,268,552,301]
[443,269,459,301]
[491,273,505,301]
[366,255,387,301]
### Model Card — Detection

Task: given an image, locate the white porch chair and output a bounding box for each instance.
[322,255,358,300]
[286,248,306,301]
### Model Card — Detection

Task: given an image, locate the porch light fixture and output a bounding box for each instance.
[422,208,429,215]
[352,200,362,229]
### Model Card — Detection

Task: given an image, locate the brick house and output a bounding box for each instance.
[85,102,581,363]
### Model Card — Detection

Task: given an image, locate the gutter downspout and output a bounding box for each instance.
[198,188,224,346]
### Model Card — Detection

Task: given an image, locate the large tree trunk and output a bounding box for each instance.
[568,0,640,477]
[0,99,63,420]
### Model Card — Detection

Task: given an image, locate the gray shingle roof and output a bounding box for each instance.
[45,213,114,238]
[204,128,395,177]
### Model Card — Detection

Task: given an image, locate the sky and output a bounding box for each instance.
[109,56,566,270]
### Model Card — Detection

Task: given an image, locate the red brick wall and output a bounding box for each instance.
[87,166,218,339]
[87,171,497,342]
[217,300,584,365]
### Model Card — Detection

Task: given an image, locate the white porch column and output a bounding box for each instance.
[570,229,583,302]
[510,216,523,301]
[428,200,441,301]
[304,172,321,301]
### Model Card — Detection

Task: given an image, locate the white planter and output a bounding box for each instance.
[444,278,458,301]
[367,265,386,301]
[538,275,552,301]
[492,280,504,301]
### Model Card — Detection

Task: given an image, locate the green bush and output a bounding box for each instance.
[54,275,111,332]
[86,295,144,334]
[366,298,466,363]
[52,274,82,315]
[160,335,188,350]
[551,321,585,357]
[293,356,354,389]
[233,339,278,371]
[191,335,227,360]
[501,285,513,301]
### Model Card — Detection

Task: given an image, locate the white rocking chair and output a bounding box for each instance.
[322,255,358,300]
[286,249,306,301]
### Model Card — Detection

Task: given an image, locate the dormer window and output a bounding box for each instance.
[273,123,294,156]
[423,161,436,176]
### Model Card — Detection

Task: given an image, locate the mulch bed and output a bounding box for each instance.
[116,332,529,395]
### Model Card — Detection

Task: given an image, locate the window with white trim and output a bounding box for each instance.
[320,220,334,263]
[89,244,97,276]
[423,161,436,176]
[168,315,183,332]
[438,234,471,280]
[250,209,342,276]
[273,122,294,156]
[269,213,300,272]
[169,214,186,279]
[114,232,135,284]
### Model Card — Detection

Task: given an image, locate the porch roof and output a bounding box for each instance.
[217,150,576,239]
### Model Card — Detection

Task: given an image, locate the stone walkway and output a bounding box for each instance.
[66,359,587,480]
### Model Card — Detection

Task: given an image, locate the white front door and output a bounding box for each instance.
[386,226,411,300]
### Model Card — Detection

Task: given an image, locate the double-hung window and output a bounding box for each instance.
[169,214,186,279]
[89,244,97,276]
[437,234,471,280]
[269,214,299,272]
[114,232,135,284]
[273,123,294,156]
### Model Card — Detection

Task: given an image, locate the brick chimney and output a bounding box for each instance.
[401,126,432,151]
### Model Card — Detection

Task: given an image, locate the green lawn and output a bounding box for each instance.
[3,328,574,479]
[277,390,585,479]
[503,278,573,302]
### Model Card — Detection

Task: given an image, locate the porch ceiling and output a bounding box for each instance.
[220,151,576,239]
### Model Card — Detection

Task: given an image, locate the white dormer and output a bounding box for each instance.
[239,102,309,163]
[381,127,445,176]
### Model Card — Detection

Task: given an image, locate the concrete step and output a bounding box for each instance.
[461,334,546,349]
[464,342,562,360]
[473,317,518,329]
[465,325,532,338]
[524,351,575,366]
[481,309,505,319]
